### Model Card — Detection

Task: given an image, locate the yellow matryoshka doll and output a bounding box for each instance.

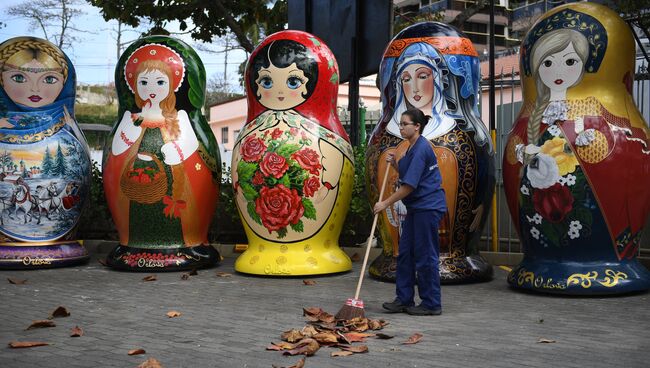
[367,23,495,283]
[503,3,650,294]
[103,36,222,271]
[0,37,91,269]
[232,31,354,276]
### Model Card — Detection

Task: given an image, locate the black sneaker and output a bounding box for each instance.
[382,300,411,313]
[406,305,442,316]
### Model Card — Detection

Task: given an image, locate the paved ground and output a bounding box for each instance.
[1,249,649,368]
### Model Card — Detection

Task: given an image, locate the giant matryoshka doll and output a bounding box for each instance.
[103,36,222,271]
[232,31,354,276]
[0,37,91,269]
[367,22,495,283]
[503,3,650,294]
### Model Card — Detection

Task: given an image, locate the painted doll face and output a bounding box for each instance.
[136,69,170,106]
[538,42,584,93]
[256,62,308,110]
[400,63,434,111]
[1,59,64,108]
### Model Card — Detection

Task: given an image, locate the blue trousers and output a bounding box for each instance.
[396,209,443,309]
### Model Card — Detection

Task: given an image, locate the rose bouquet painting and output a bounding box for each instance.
[235,127,322,238]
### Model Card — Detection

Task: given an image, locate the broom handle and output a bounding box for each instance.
[353,166,391,300]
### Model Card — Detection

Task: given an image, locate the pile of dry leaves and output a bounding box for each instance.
[267,307,399,367]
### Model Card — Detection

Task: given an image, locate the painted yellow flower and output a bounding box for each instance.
[540,137,578,175]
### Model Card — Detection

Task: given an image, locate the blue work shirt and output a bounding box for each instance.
[398,135,447,212]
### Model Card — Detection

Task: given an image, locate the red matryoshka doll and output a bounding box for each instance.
[232,31,354,276]
[503,3,650,294]
[0,37,91,269]
[367,23,495,283]
[103,36,222,271]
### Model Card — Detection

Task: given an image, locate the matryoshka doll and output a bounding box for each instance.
[367,22,495,283]
[0,37,91,269]
[503,3,650,294]
[103,36,221,271]
[232,31,354,276]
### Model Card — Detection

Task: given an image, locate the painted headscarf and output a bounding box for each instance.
[388,42,453,138]
[0,37,75,139]
[245,30,349,141]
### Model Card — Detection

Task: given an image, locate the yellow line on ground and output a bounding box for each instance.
[499,265,512,272]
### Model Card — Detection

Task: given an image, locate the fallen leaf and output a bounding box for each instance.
[281,329,304,343]
[180,273,190,280]
[7,278,27,285]
[337,344,369,353]
[318,311,336,324]
[283,338,320,356]
[70,326,83,337]
[302,279,316,286]
[402,333,423,345]
[375,333,394,340]
[303,307,323,317]
[137,357,163,368]
[342,332,374,342]
[331,350,354,357]
[266,341,296,351]
[97,258,108,266]
[310,321,337,331]
[166,311,181,318]
[8,341,49,348]
[128,348,146,355]
[288,358,305,368]
[368,319,388,330]
[215,271,232,277]
[300,325,318,338]
[142,275,157,282]
[189,268,198,276]
[344,318,369,332]
[49,306,71,319]
[350,253,361,262]
[538,338,556,343]
[336,331,350,344]
[26,320,56,330]
[313,331,338,344]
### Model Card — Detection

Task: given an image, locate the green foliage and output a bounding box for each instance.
[77,161,117,240]
[341,145,372,243]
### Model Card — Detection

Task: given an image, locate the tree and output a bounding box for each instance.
[88,0,287,54]
[7,0,87,49]
[42,146,54,176]
[0,151,13,173]
[52,142,67,176]
[448,0,490,31]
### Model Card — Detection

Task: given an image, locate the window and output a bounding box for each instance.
[221,127,229,144]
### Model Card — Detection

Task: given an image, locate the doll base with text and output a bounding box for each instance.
[106,244,219,271]
[0,241,88,269]
[507,259,650,295]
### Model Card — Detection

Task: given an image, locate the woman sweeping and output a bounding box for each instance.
[373,108,447,316]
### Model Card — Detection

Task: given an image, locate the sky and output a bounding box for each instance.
[0,1,248,92]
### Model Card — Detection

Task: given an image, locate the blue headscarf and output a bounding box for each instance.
[0,37,76,141]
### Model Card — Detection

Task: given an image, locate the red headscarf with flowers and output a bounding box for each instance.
[124,43,185,94]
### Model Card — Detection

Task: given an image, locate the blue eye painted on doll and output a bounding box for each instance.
[286,76,304,90]
[259,76,273,89]
[139,80,148,86]
[43,75,59,84]
[10,74,26,83]
[157,80,166,86]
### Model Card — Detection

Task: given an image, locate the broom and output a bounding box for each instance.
[335,166,391,320]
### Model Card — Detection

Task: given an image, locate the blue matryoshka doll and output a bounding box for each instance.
[0,37,91,269]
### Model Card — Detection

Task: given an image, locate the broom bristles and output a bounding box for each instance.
[335,298,365,320]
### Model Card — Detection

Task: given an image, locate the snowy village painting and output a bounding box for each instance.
[0,131,89,242]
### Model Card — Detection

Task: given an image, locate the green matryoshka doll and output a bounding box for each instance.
[103,36,222,271]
